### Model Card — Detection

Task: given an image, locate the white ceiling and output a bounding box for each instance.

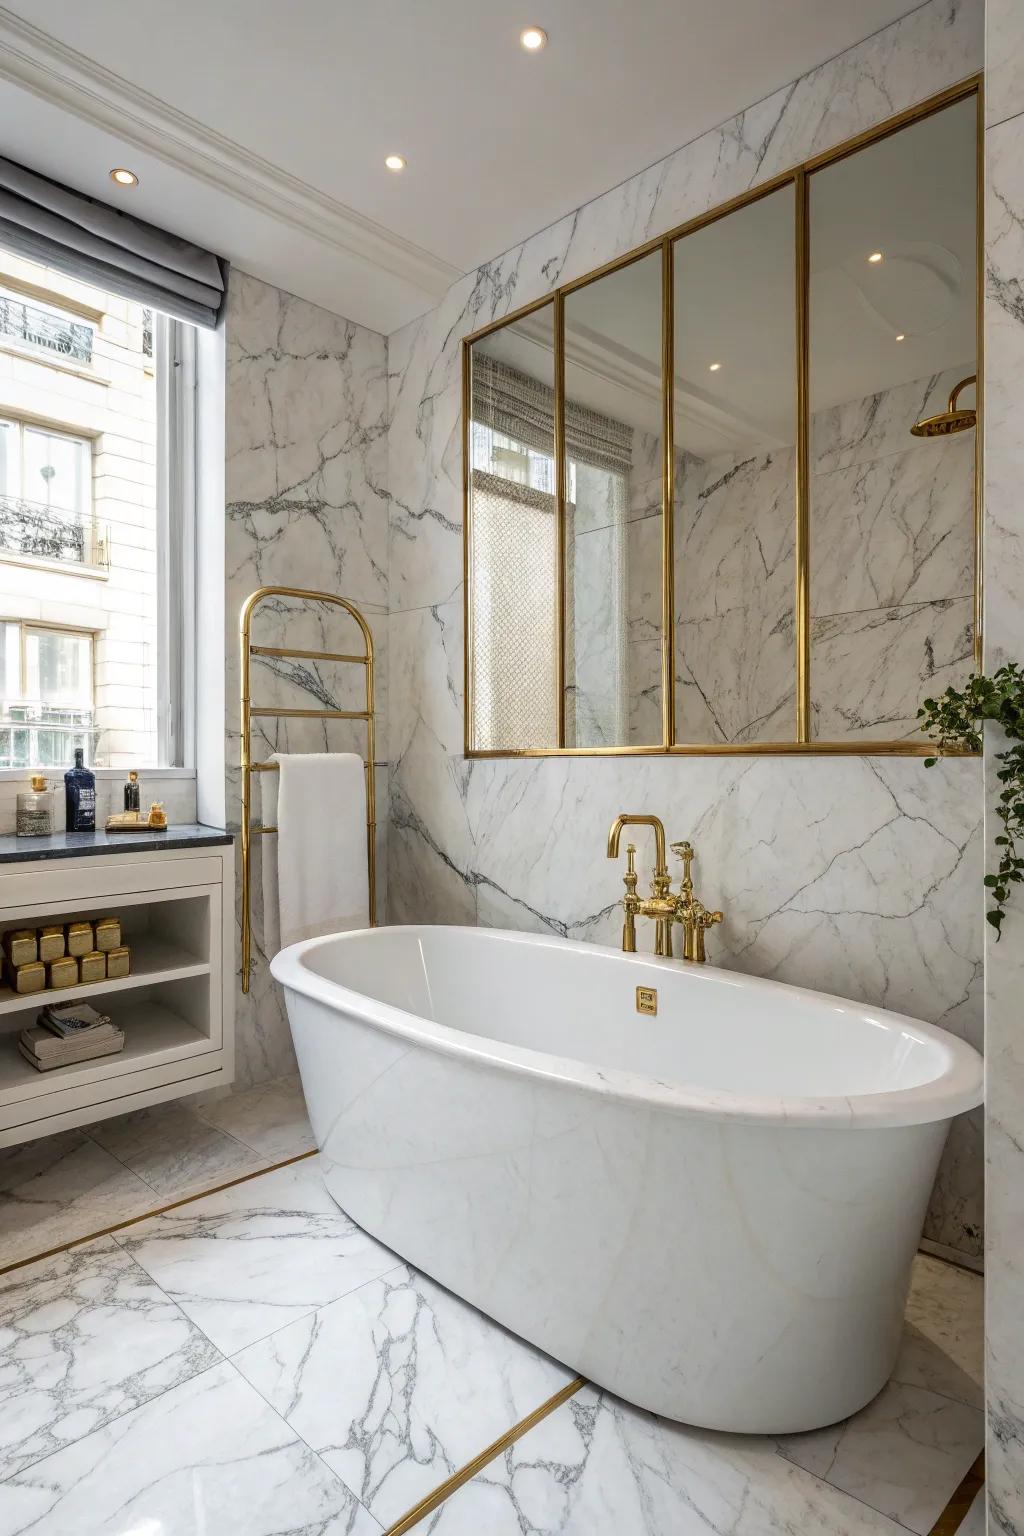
[0,0,925,334]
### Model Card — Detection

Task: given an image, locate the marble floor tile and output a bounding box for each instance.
[0,1236,220,1480]
[116,1159,399,1354]
[89,1101,270,1198]
[234,1264,575,1528]
[776,1380,983,1534]
[901,1253,984,1409]
[0,1132,154,1269]
[425,1386,911,1535]
[0,1360,382,1536]
[195,1074,317,1161]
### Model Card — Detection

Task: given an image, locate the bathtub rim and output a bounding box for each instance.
[270,925,983,1130]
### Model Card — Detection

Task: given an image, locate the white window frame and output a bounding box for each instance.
[156,314,197,770]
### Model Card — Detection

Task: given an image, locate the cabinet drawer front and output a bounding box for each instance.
[0,856,223,910]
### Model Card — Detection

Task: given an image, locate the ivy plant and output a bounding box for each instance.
[918,662,1024,937]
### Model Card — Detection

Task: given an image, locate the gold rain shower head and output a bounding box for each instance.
[910,374,977,437]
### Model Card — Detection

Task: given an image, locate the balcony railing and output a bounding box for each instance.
[0,493,107,570]
[0,295,93,363]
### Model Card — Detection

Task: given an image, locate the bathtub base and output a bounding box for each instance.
[286,988,952,1434]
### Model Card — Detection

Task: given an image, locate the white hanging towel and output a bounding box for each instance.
[259,752,369,957]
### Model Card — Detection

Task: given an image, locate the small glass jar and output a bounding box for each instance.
[16,776,53,837]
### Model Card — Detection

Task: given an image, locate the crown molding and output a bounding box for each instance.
[0,7,462,308]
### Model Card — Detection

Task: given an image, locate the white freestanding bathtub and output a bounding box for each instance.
[270,925,982,1433]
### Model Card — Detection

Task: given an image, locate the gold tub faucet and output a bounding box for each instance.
[607,813,675,956]
[606,816,723,963]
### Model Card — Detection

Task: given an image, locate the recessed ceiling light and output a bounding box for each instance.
[709,362,722,372]
[109,167,138,188]
[520,25,547,50]
[895,332,906,341]
[868,251,883,263]
[384,154,406,172]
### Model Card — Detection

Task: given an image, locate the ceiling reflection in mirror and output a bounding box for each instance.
[672,186,797,744]
[808,96,977,742]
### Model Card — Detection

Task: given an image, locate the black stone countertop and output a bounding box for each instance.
[0,824,233,865]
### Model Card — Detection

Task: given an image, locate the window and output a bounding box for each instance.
[0,621,94,768]
[0,251,197,771]
[0,419,96,567]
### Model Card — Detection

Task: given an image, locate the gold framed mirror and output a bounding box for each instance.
[463,77,981,758]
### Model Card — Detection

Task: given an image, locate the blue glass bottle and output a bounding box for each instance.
[64,747,96,832]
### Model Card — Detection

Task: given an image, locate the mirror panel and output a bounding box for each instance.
[672,186,797,744]
[562,251,665,747]
[467,303,558,751]
[808,97,977,741]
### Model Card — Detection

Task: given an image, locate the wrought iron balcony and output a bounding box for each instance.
[0,295,93,363]
[0,493,107,569]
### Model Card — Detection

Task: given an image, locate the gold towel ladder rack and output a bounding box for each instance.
[240,584,377,994]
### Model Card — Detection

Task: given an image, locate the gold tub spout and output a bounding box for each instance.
[607,814,674,956]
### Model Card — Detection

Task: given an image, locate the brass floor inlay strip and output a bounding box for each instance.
[929,1452,984,1536]
[0,1147,318,1278]
[383,1375,586,1536]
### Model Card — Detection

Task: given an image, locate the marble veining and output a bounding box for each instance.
[0,1132,155,1271]
[0,1237,220,1482]
[116,1160,397,1356]
[233,1264,574,1527]
[0,1361,382,1536]
[225,270,389,1088]
[385,0,984,1264]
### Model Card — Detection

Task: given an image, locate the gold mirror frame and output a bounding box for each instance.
[462,75,983,758]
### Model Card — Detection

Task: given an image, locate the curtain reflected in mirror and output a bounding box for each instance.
[563,251,664,747]
[808,96,977,741]
[672,187,797,744]
[468,304,558,751]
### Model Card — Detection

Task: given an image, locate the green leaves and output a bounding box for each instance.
[918,663,1024,940]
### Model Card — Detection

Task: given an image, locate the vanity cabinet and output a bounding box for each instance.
[0,829,234,1146]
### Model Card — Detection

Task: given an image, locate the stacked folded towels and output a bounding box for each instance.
[20,1001,125,1072]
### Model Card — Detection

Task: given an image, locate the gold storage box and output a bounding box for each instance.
[47,956,78,989]
[3,929,37,968]
[106,945,131,979]
[79,951,106,984]
[39,926,66,963]
[66,921,94,958]
[94,917,121,953]
[9,959,45,994]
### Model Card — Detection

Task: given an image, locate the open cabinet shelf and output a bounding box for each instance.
[0,838,234,1145]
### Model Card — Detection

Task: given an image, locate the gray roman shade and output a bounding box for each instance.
[472,353,633,476]
[0,157,226,328]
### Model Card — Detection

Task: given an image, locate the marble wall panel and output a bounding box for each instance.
[225,271,389,1085]
[982,27,1024,1526]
